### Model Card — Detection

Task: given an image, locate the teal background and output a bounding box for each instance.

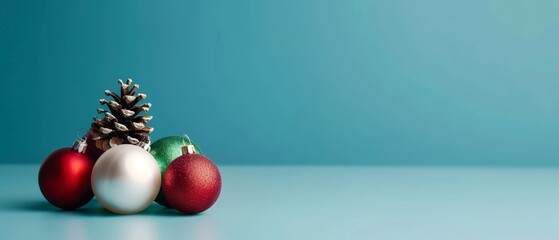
[1,0,559,165]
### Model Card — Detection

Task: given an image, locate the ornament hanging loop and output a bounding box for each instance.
[76,128,88,140]
[182,134,196,155]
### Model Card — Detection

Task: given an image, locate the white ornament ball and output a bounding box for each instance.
[91,144,161,214]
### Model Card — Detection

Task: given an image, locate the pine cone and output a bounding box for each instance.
[89,78,154,152]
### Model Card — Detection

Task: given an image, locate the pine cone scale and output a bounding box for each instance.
[89,78,153,152]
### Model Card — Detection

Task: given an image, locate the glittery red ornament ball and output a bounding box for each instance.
[163,153,222,214]
[38,148,95,210]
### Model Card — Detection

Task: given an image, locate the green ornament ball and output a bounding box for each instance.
[150,136,203,208]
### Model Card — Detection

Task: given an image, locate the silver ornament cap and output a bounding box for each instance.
[72,136,88,154]
[181,133,196,155]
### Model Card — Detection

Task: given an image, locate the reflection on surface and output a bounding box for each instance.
[64,217,87,240]
[118,217,157,240]
[12,198,219,240]
[193,219,218,240]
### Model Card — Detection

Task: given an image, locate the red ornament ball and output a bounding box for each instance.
[163,153,222,214]
[38,148,95,210]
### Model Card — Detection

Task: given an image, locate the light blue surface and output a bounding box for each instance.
[1,164,559,239]
[2,0,559,165]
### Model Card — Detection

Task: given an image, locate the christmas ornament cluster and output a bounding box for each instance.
[38,79,222,215]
